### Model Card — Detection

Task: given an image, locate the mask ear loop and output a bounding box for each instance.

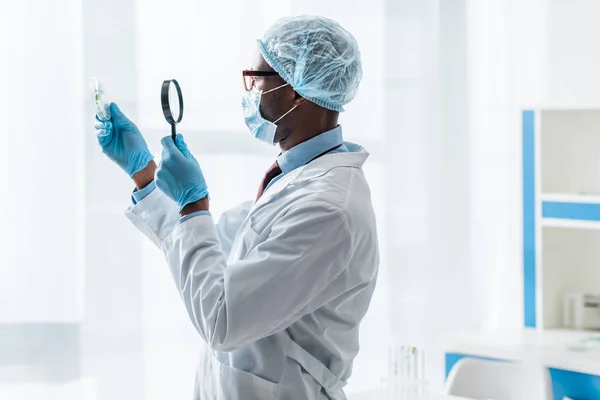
[258,82,300,124]
[261,82,290,95]
[273,103,300,125]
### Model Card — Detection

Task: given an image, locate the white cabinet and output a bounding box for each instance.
[524,109,600,329]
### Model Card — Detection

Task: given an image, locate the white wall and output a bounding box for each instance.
[546,0,600,107]
[0,0,84,324]
[81,0,145,398]
[466,0,600,333]
[383,0,475,389]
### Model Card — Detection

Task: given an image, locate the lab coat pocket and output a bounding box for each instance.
[248,212,271,239]
[217,359,279,400]
[229,221,268,261]
[241,222,269,253]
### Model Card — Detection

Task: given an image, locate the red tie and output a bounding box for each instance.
[256,161,282,201]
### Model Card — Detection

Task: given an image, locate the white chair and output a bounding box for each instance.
[445,358,553,400]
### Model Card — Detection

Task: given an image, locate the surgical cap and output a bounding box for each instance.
[257,15,362,112]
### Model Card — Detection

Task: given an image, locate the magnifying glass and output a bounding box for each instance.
[161,79,184,142]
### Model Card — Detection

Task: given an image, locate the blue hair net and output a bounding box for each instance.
[257,15,362,112]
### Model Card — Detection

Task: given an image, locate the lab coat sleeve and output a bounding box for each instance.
[132,181,157,204]
[126,188,251,258]
[161,201,353,352]
[125,185,181,248]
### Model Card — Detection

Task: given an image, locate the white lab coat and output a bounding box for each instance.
[125,143,379,399]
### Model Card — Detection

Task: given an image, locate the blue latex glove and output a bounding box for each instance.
[155,134,209,211]
[94,103,154,177]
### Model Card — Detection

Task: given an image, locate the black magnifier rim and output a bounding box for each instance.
[161,79,184,125]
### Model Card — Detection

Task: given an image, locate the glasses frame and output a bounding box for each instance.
[242,70,279,91]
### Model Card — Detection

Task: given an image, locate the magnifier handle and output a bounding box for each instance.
[171,124,177,142]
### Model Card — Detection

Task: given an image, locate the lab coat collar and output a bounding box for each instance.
[294,141,368,182]
[277,125,344,175]
[253,142,369,209]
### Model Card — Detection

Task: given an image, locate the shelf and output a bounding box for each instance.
[541,194,600,223]
[541,193,600,204]
[542,218,600,230]
[443,329,600,377]
[542,200,600,222]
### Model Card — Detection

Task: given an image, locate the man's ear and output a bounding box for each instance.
[293,91,307,105]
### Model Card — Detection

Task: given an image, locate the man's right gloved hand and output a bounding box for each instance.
[94,102,154,177]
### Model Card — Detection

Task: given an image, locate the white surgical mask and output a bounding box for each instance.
[241,83,299,145]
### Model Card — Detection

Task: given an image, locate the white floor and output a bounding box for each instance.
[0,379,97,400]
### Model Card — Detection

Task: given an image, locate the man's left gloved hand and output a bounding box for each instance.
[155,134,209,212]
[94,103,154,177]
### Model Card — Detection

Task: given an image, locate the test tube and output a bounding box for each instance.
[412,347,417,381]
[419,349,425,381]
[388,347,392,383]
[400,346,406,381]
[89,77,111,121]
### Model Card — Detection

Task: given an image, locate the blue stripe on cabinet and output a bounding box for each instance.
[543,201,600,221]
[522,110,536,328]
[549,368,600,400]
[445,353,600,400]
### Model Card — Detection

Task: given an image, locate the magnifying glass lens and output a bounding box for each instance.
[161,79,184,141]
[168,83,180,120]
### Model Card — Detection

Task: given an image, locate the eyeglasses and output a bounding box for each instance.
[243,70,279,91]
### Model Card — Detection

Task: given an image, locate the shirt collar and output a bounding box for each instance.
[277,125,344,174]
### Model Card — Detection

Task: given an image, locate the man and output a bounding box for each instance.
[95,15,379,400]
